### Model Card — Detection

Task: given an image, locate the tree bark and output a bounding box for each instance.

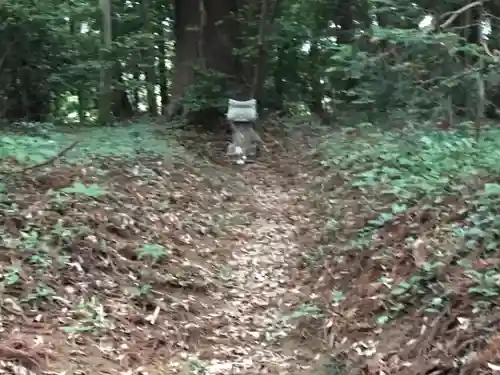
[251,0,280,112]
[166,0,201,119]
[202,0,249,99]
[157,25,168,115]
[98,0,113,125]
[308,41,329,124]
[142,0,158,116]
[69,18,86,123]
[132,69,140,111]
[111,62,134,119]
[273,44,285,111]
[167,0,252,125]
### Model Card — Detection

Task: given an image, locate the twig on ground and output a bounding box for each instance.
[0,343,42,372]
[21,139,80,173]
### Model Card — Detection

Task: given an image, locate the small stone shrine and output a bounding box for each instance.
[225,98,261,165]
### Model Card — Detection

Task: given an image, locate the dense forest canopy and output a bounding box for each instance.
[0,0,497,129]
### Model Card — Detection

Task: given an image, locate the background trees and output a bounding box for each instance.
[0,0,497,130]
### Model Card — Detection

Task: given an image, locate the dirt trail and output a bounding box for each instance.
[0,135,323,375]
[165,162,316,375]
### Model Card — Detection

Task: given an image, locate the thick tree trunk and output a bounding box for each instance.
[251,0,274,114]
[142,0,158,116]
[98,0,113,125]
[202,0,249,99]
[166,0,201,119]
[168,0,251,126]
[111,62,134,119]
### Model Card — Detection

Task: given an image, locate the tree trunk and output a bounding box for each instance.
[168,0,252,125]
[486,6,500,118]
[142,0,157,116]
[308,41,329,124]
[273,45,285,111]
[166,0,201,119]
[70,18,86,123]
[157,25,168,115]
[251,0,279,114]
[111,62,134,119]
[202,0,249,99]
[132,69,140,111]
[98,0,113,125]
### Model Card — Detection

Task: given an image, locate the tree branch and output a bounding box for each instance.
[439,1,488,29]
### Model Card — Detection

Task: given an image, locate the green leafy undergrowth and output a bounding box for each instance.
[300,122,500,370]
[318,123,500,200]
[0,122,191,167]
[1,134,60,164]
[315,123,500,247]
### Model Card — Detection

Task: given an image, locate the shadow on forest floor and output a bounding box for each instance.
[2,121,500,375]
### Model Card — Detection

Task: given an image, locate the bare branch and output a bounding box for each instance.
[440,1,488,29]
[481,41,500,61]
[21,139,80,174]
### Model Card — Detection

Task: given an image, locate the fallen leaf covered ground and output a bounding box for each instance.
[0,126,324,375]
[293,126,500,375]
[3,123,500,375]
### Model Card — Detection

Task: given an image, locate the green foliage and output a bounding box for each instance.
[285,303,323,321]
[321,28,494,124]
[319,125,500,205]
[137,243,170,264]
[316,123,500,325]
[0,123,189,166]
[182,69,232,114]
[72,125,189,161]
[1,135,60,164]
[61,182,107,197]
[62,297,114,335]
[0,0,495,125]
[462,183,500,251]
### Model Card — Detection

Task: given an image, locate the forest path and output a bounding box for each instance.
[155,130,324,375]
[169,162,315,375]
[0,129,325,375]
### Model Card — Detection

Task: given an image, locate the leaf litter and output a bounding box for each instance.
[10,124,500,375]
[291,127,500,375]
[0,132,320,375]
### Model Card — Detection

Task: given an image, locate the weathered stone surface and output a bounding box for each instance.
[226,99,257,122]
[226,99,261,164]
[228,122,262,163]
